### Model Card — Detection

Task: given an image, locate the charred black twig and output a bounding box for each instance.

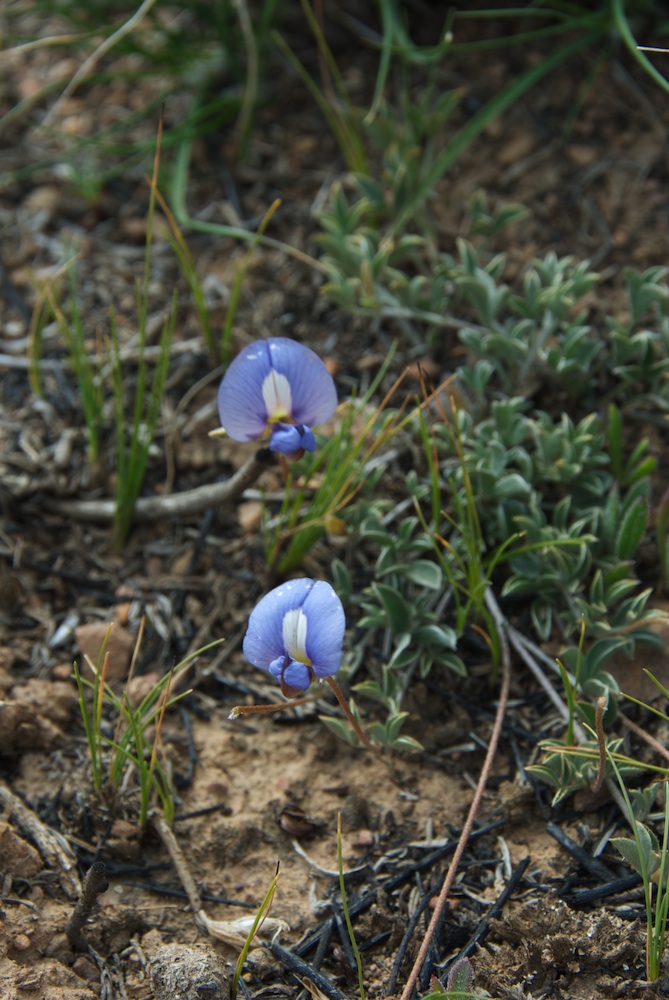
[331,907,357,972]
[443,856,531,968]
[311,919,335,971]
[268,939,349,1000]
[387,883,435,995]
[547,822,615,882]
[419,887,451,990]
[172,509,215,619]
[175,801,232,822]
[125,880,255,907]
[66,861,109,949]
[570,873,642,906]
[295,819,506,958]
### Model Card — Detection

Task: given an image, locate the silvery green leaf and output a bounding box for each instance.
[402,560,443,589]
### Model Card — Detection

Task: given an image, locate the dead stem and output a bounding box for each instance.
[42,449,271,524]
[40,0,160,127]
[66,862,109,949]
[0,785,81,900]
[152,813,205,932]
[229,694,317,718]
[619,711,669,767]
[397,586,511,1000]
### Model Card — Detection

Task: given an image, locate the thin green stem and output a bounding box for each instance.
[231,866,280,1000]
[170,138,326,273]
[338,814,365,1000]
[611,0,669,97]
[607,747,657,979]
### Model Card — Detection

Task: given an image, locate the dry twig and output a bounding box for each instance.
[66,861,109,949]
[42,449,271,524]
[0,784,81,899]
[396,586,512,1000]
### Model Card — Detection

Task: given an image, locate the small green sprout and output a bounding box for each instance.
[73,623,223,828]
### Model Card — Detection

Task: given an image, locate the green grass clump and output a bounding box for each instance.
[73,623,223,828]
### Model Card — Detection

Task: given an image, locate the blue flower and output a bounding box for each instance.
[217,338,337,457]
[243,578,345,695]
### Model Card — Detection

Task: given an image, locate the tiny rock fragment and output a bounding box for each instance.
[10,679,78,728]
[238,499,264,534]
[11,932,32,952]
[52,663,74,681]
[0,700,65,752]
[115,600,133,627]
[126,672,161,708]
[566,144,598,167]
[75,620,134,685]
[72,955,99,982]
[22,184,61,219]
[496,130,537,167]
[170,548,193,576]
[353,829,375,848]
[0,820,43,877]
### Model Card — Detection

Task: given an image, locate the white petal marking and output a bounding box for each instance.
[262,370,292,420]
[282,608,311,665]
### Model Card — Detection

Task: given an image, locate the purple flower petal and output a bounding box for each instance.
[242,578,345,688]
[217,341,273,441]
[282,660,311,690]
[243,578,316,670]
[269,424,303,454]
[302,582,345,677]
[299,426,316,451]
[217,338,337,445]
[268,655,288,678]
[269,423,316,454]
[265,339,337,427]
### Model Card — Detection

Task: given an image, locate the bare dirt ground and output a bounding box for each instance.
[3,6,669,999]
